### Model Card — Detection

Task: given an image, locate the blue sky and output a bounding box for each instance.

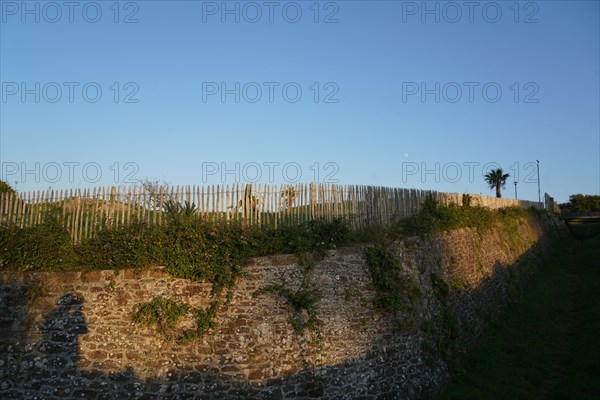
[1,0,598,203]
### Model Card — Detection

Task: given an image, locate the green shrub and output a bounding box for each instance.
[393,196,532,236]
[0,205,354,301]
[0,207,75,271]
[0,180,16,194]
[76,222,165,271]
[462,194,472,207]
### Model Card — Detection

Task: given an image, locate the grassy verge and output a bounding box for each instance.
[566,221,600,240]
[438,233,600,400]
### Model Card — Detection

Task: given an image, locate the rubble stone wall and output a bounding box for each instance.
[0,214,567,399]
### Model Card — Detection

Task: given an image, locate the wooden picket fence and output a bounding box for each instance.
[0,183,543,242]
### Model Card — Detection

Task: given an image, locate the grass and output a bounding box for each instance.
[566,221,600,240]
[437,232,600,400]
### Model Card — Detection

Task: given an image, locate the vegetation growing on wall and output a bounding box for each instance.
[428,272,464,369]
[363,246,420,313]
[393,196,533,238]
[0,206,77,271]
[262,284,321,335]
[261,250,325,336]
[259,250,325,387]
[131,294,220,344]
[0,195,540,277]
[359,196,535,330]
[132,295,191,336]
[1,210,352,285]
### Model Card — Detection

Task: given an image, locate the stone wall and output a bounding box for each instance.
[0,214,567,399]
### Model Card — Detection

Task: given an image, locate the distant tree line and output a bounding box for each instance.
[559,194,600,213]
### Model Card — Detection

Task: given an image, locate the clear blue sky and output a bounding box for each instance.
[1,0,598,203]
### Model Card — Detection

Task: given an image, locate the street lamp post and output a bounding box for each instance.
[536,160,541,203]
[514,181,518,200]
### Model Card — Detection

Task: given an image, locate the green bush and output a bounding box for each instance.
[0,180,16,194]
[76,222,165,271]
[393,197,532,236]
[0,208,76,271]
[0,204,354,295]
[0,196,535,293]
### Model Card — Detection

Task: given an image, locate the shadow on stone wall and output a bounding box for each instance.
[0,292,89,398]
[1,287,419,399]
[0,285,448,399]
[0,285,29,351]
[38,293,88,396]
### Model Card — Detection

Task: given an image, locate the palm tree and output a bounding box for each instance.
[484,168,510,198]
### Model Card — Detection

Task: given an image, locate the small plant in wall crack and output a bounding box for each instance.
[261,284,322,336]
[178,300,220,344]
[261,279,326,382]
[260,250,326,381]
[131,295,220,344]
[260,250,326,335]
[261,249,326,368]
